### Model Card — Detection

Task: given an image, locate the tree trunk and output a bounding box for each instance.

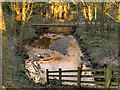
[90,21,93,34]
[95,3,97,30]
[83,6,89,31]
[19,21,25,53]
[0,2,8,85]
[85,18,89,31]
[117,1,120,67]
[0,2,2,87]
[107,20,110,31]
[95,19,97,30]
[88,5,93,33]
[15,2,22,21]
[18,2,26,53]
[11,2,16,41]
[100,2,105,31]
[118,24,120,64]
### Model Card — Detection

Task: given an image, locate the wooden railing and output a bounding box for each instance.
[46,65,120,88]
[31,20,78,27]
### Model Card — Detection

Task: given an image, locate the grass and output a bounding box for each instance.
[74,23,118,66]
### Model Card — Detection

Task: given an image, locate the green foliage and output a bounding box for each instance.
[16,65,26,76]
[29,15,46,21]
[92,60,99,68]
[24,23,37,39]
[49,78,60,86]
[74,25,118,66]
[2,2,12,14]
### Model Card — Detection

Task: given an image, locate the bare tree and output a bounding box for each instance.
[0,2,8,86]
[10,1,35,52]
[118,2,120,59]
[100,2,105,31]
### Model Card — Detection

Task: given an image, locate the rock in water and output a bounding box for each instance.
[49,36,71,55]
[25,35,93,85]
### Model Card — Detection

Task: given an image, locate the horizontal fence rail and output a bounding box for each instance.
[31,20,78,27]
[46,65,120,88]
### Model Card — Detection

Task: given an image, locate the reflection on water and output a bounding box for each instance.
[31,37,51,49]
[30,27,72,49]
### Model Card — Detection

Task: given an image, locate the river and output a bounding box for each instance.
[30,26,73,49]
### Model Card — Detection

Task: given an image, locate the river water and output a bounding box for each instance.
[30,27,73,49]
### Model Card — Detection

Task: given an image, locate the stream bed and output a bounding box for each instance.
[24,26,93,85]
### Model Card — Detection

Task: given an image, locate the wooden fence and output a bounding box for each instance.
[46,65,120,88]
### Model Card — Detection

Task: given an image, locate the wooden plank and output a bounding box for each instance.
[61,75,78,77]
[82,68,106,72]
[81,81,105,85]
[59,68,62,86]
[62,84,77,87]
[111,82,120,86]
[77,67,82,88]
[48,71,59,73]
[46,69,49,85]
[49,79,59,81]
[81,75,105,78]
[49,75,59,77]
[49,74,85,78]
[62,70,78,72]
[112,67,120,71]
[62,80,77,83]
[96,81,105,85]
[94,75,106,78]
[81,81,95,83]
[112,75,120,79]
[105,65,112,88]
[81,75,93,77]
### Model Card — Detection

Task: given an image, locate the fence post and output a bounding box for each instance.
[105,64,112,88]
[77,67,81,88]
[46,69,49,85]
[59,68,62,86]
